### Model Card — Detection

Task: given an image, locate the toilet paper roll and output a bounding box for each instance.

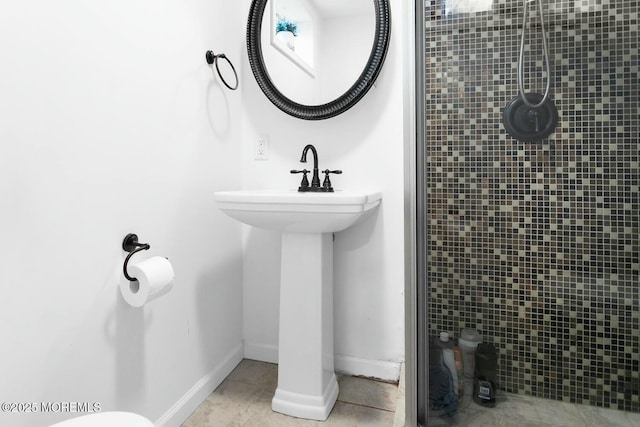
[120,256,175,307]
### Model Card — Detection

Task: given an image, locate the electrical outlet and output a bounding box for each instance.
[255,134,269,160]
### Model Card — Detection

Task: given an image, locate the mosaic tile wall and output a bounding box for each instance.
[424,0,640,411]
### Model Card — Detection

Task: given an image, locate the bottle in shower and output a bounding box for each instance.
[458,328,482,380]
[473,342,498,407]
[437,332,459,396]
[453,346,464,400]
[458,328,482,396]
[428,332,459,415]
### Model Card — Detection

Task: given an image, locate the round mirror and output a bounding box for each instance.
[247,0,391,120]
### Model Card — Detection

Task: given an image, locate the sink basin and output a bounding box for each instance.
[214,189,382,233]
[213,188,382,420]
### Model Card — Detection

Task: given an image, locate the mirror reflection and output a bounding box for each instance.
[262,0,375,105]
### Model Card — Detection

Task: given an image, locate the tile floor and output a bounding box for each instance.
[183,359,640,427]
[428,382,640,427]
[182,359,404,427]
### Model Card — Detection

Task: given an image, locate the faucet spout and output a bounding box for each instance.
[300,144,321,188]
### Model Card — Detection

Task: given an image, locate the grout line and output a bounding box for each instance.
[336,400,397,414]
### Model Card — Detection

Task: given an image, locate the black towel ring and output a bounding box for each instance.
[206,50,239,91]
[122,233,150,282]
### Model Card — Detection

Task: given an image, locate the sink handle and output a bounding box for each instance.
[290,169,310,191]
[322,169,342,192]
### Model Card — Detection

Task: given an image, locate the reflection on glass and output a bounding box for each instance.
[445,0,493,15]
[573,0,602,13]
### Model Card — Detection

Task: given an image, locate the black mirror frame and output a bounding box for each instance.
[247,0,391,120]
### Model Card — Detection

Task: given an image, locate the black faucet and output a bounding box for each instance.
[300,144,321,189]
[291,144,341,192]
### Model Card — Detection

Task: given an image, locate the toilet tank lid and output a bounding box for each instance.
[49,411,154,427]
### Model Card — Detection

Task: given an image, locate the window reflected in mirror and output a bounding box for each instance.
[271,0,317,76]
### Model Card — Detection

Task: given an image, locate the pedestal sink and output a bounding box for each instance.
[214,189,382,420]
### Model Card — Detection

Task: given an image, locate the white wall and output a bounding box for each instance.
[317,13,373,104]
[240,0,405,380]
[0,1,244,426]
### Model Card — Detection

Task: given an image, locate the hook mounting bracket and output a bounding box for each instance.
[122,233,150,281]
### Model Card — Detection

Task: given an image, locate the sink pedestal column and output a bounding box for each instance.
[272,232,339,420]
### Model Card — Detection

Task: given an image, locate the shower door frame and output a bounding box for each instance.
[404,0,426,425]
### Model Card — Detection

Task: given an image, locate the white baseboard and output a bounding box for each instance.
[155,342,244,427]
[244,341,278,363]
[335,354,402,382]
[243,341,402,382]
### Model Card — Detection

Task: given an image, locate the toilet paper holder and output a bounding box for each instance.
[122,233,150,281]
